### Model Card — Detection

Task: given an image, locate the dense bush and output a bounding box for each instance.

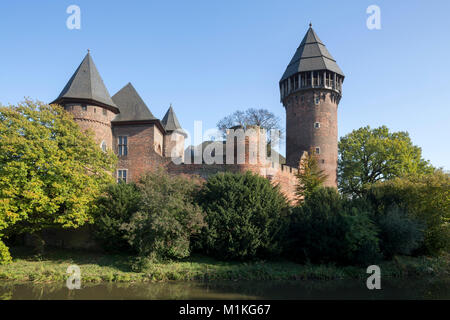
[121,169,205,261]
[93,182,141,252]
[374,206,423,259]
[367,170,449,255]
[288,188,381,266]
[0,239,12,265]
[197,171,289,261]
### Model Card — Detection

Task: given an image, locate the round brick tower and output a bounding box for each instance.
[51,51,120,150]
[280,24,344,187]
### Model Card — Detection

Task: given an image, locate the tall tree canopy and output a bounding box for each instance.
[338,125,433,196]
[295,149,328,203]
[216,108,283,139]
[0,100,116,262]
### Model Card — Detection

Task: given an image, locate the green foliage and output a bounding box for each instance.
[338,125,433,197]
[121,169,205,261]
[0,240,12,265]
[0,100,116,257]
[288,188,381,266]
[375,206,424,259]
[93,182,141,252]
[198,171,289,261]
[295,149,328,202]
[368,170,450,255]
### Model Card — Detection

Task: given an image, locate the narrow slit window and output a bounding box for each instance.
[118,136,128,156]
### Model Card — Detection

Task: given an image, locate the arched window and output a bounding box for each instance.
[101,141,107,152]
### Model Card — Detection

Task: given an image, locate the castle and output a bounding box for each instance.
[51,24,344,202]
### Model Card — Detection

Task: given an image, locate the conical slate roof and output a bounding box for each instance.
[52,52,118,110]
[281,25,344,82]
[111,83,156,122]
[161,105,182,131]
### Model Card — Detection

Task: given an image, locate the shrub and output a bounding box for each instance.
[368,170,450,255]
[375,206,423,259]
[288,187,380,266]
[197,171,289,261]
[93,182,141,252]
[121,169,204,261]
[0,239,12,265]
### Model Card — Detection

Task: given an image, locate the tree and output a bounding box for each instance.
[338,125,433,196]
[93,182,141,253]
[295,149,328,203]
[0,100,116,262]
[217,108,283,139]
[197,171,289,261]
[121,169,205,261]
[287,187,381,266]
[367,170,450,255]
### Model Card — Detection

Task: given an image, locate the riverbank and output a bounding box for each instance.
[0,247,449,283]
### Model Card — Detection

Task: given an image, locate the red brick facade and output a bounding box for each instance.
[284,89,339,187]
[62,105,300,203]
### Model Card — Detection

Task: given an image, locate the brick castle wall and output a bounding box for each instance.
[64,103,116,149]
[284,89,338,187]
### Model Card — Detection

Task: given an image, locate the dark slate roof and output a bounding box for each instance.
[52,52,118,110]
[111,83,156,122]
[281,25,344,82]
[161,105,182,131]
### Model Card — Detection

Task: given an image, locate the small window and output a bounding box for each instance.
[103,108,107,116]
[81,104,87,111]
[94,108,96,113]
[321,159,325,164]
[117,170,127,183]
[314,122,320,129]
[315,96,320,105]
[301,96,305,102]
[118,136,128,156]
[101,141,107,152]
[315,147,320,154]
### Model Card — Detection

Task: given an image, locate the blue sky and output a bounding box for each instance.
[1,0,449,169]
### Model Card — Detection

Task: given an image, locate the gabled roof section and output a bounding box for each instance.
[52,52,118,111]
[111,83,156,122]
[280,25,344,82]
[161,105,182,132]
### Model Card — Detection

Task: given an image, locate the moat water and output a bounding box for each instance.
[0,278,449,300]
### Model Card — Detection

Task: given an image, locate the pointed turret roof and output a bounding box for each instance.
[52,52,119,111]
[111,83,156,122]
[161,105,183,132]
[280,25,344,82]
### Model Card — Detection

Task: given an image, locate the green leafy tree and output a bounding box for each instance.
[121,169,205,261]
[375,206,424,259]
[93,182,141,252]
[0,100,116,262]
[197,171,289,261]
[295,149,328,203]
[368,170,450,255]
[288,187,381,266]
[338,125,433,196]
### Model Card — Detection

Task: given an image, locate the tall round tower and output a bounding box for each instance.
[51,51,120,151]
[280,24,344,187]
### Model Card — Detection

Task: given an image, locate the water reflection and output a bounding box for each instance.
[0,278,449,300]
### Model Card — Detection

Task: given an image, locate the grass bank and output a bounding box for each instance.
[0,247,449,283]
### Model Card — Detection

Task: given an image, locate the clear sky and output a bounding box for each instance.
[1,0,449,169]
